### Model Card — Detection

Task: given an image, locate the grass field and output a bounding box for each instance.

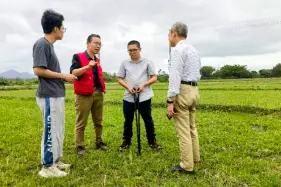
[1,79,281,186]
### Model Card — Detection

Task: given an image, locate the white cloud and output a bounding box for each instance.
[0,0,281,74]
[202,52,281,71]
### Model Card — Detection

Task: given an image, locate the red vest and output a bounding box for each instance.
[73,52,106,95]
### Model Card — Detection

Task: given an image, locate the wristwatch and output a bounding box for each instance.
[167,99,174,104]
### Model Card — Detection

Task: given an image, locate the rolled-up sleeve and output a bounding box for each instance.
[70,54,81,74]
[147,60,156,76]
[168,49,184,97]
[117,61,126,78]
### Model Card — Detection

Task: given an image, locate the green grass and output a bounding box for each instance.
[2,78,281,91]
[1,87,281,110]
[198,78,281,90]
[1,79,281,186]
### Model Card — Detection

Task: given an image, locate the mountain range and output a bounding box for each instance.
[0,70,36,79]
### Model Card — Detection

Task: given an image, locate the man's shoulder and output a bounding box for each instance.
[120,59,131,65]
[34,37,50,48]
[185,43,197,50]
[73,52,84,58]
[182,42,198,51]
[141,58,153,64]
[177,42,199,56]
[73,52,90,62]
[141,57,149,61]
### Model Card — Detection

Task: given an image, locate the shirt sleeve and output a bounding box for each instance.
[70,54,81,74]
[168,49,184,97]
[33,44,48,68]
[117,61,126,78]
[147,60,156,76]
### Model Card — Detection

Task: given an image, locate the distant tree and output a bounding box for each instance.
[157,69,169,82]
[259,69,272,78]
[0,78,9,86]
[102,72,118,82]
[212,70,221,78]
[251,71,259,78]
[218,65,251,79]
[200,66,215,79]
[271,63,281,77]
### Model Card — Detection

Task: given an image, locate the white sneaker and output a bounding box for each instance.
[55,161,70,170]
[38,165,67,178]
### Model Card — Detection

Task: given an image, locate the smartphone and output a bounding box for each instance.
[166,114,172,120]
[166,108,177,120]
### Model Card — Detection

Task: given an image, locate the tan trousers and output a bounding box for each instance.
[75,90,104,148]
[173,84,200,171]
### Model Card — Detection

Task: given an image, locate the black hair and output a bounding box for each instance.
[41,9,64,34]
[127,40,141,48]
[87,34,101,43]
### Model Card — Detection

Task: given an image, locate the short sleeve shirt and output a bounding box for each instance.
[117,58,156,103]
[33,37,65,97]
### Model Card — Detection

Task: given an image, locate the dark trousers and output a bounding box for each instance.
[122,99,156,144]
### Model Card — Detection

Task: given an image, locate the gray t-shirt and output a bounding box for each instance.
[117,58,156,103]
[33,37,65,97]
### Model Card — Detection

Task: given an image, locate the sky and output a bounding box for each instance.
[0,0,281,74]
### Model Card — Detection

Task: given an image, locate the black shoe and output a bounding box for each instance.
[76,146,85,157]
[96,142,108,150]
[150,141,163,151]
[119,140,130,152]
[171,165,195,174]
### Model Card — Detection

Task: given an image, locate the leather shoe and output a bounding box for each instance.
[171,165,195,174]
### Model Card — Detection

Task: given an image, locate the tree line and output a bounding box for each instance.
[157,63,281,81]
[1,63,281,86]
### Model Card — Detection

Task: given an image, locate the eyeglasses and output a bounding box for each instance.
[92,42,102,47]
[128,49,139,53]
[55,27,66,33]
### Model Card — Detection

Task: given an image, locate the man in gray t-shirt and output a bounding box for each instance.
[33,9,76,178]
[117,40,162,152]
[33,37,65,97]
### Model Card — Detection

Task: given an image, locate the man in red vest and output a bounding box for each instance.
[70,34,107,156]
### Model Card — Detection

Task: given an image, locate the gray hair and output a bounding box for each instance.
[170,22,188,37]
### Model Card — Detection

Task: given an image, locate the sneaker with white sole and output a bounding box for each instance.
[55,161,70,170]
[38,165,67,178]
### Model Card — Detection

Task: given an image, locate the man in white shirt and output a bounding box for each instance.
[167,22,201,174]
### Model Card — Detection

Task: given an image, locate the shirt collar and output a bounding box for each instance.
[176,39,186,47]
[129,57,143,64]
[84,50,96,60]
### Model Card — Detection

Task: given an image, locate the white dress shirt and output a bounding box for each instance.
[168,40,201,97]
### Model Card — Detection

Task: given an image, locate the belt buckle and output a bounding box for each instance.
[190,82,196,86]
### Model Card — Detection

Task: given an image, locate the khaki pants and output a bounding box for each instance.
[75,90,104,148]
[173,84,200,171]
